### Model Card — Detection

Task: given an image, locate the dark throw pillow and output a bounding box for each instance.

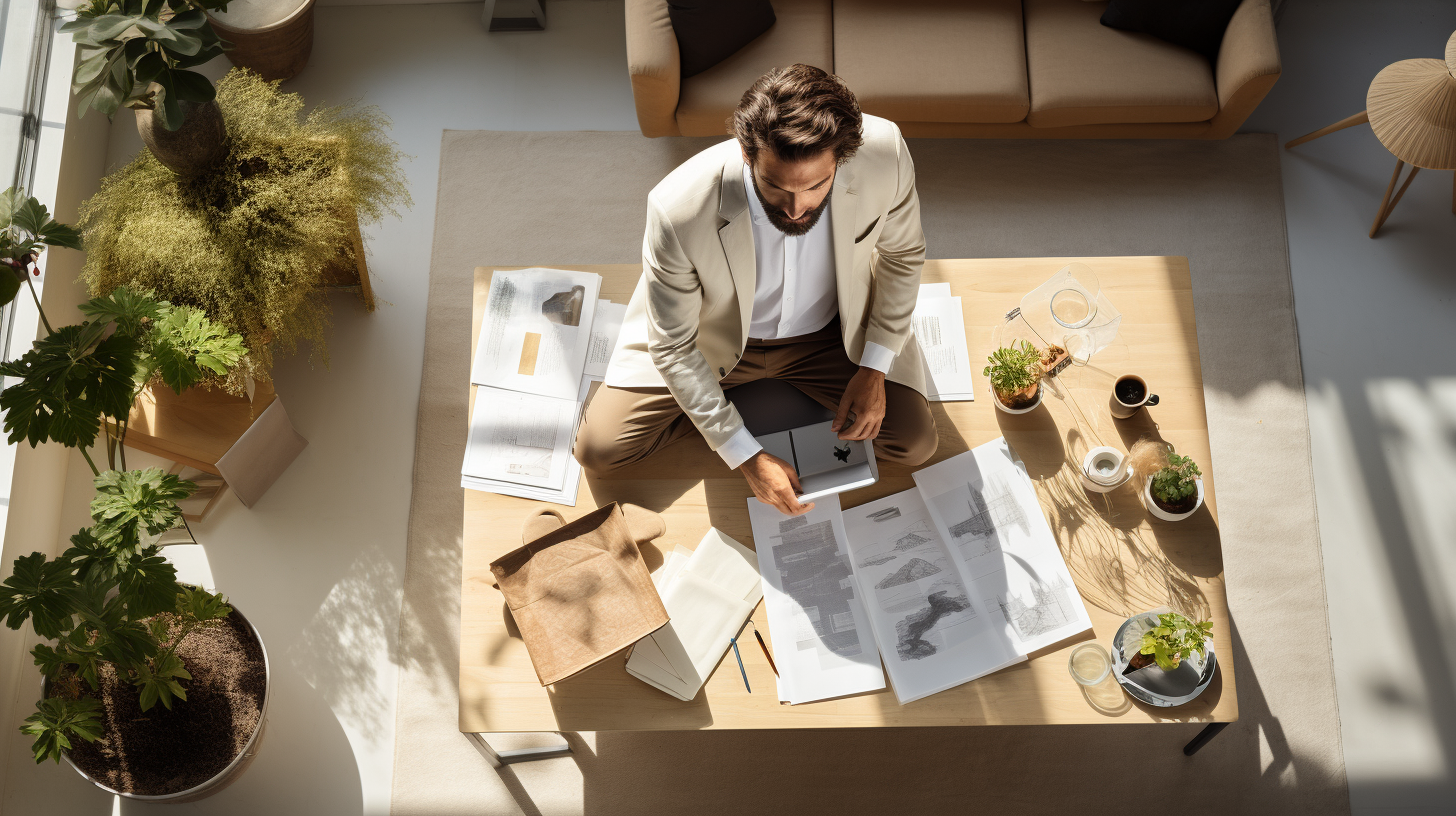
[669,0,776,79]
[1100,0,1244,62]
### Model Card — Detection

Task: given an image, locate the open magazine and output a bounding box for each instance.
[749,437,1092,705]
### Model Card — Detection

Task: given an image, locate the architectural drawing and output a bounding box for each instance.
[875,557,941,589]
[989,575,1079,642]
[894,591,972,660]
[890,520,937,552]
[945,478,1029,552]
[866,506,902,522]
[859,554,898,568]
[773,516,864,657]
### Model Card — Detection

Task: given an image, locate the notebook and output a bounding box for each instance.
[625,528,763,701]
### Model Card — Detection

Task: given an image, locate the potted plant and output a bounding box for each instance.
[1124,611,1213,673]
[1111,609,1217,707]
[0,205,270,799]
[63,0,235,176]
[1129,438,1205,521]
[78,68,411,387]
[983,340,1045,414]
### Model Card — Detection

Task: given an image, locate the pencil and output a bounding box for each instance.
[729,637,750,692]
[753,628,779,677]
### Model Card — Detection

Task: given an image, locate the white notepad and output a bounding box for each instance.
[625,529,763,701]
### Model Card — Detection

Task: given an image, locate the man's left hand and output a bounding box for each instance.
[834,367,887,441]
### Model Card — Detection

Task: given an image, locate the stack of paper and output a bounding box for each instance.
[914,282,975,402]
[625,529,763,700]
[462,268,626,505]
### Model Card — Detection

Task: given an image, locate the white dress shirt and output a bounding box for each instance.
[717,163,896,469]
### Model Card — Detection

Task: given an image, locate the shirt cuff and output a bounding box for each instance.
[858,341,896,374]
[717,424,763,470]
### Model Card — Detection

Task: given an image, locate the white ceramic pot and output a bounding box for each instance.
[1143,476,1204,521]
[991,382,1043,414]
[58,603,270,803]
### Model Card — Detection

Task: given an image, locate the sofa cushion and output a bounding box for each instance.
[833,0,1029,124]
[1025,0,1219,128]
[669,0,777,79]
[1100,0,1244,62]
[674,0,832,136]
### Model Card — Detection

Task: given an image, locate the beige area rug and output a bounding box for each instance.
[392,132,1349,815]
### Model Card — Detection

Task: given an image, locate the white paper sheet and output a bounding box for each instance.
[747,495,886,704]
[625,529,763,701]
[913,295,975,402]
[471,268,602,400]
[584,299,627,381]
[841,489,1025,703]
[919,282,952,300]
[460,377,591,506]
[911,438,1093,655]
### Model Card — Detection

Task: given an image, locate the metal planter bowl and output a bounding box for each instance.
[1110,610,1216,708]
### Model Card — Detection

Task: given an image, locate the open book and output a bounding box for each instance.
[749,437,1092,705]
[756,420,878,502]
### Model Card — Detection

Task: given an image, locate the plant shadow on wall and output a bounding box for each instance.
[0,191,268,798]
[77,68,411,389]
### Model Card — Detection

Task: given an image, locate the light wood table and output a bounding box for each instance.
[460,257,1237,762]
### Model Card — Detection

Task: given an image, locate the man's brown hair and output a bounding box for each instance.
[731,64,863,166]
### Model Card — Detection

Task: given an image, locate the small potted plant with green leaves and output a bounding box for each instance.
[63,0,236,176]
[0,198,269,799]
[1129,438,1204,521]
[984,340,1045,414]
[1112,610,1216,706]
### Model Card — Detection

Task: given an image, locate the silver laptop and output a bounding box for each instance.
[727,380,879,501]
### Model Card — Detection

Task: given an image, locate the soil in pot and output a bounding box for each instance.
[994,382,1040,410]
[1125,652,1156,673]
[1150,488,1198,516]
[56,609,265,796]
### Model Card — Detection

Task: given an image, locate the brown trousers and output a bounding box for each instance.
[574,320,937,474]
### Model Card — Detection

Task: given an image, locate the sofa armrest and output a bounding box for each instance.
[1207,0,1281,137]
[626,0,683,137]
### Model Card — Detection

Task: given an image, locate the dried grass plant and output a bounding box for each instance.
[78,69,411,390]
[1127,437,1171,485]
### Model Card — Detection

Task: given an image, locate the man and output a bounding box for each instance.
[576,64,936,516]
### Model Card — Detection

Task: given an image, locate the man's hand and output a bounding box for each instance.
[742,451,814,516]
[834,367,887,441]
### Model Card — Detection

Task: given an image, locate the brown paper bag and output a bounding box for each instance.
[490,503,668,686]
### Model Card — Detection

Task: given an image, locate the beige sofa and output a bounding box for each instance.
[627,0,1281,139]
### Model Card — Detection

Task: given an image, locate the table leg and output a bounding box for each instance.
[1283,110,1370,149]
[1183,722,1230,756]
[482,0,546,31]
[1370,159,1421,238]
[467,732,572,768]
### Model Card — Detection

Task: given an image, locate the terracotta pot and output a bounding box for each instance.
[134,100,228,177]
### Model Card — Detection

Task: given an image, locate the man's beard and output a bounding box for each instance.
[750,176,832,237]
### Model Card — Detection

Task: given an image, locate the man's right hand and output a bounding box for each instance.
[741,451,814,516]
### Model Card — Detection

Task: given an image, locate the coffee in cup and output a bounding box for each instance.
[1110,374,1159,419]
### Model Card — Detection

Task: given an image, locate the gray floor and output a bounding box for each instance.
[2,1,1453,814]
[1244,3,1456,814]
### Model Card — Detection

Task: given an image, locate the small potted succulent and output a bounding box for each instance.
[1129,439,1204,521]
[983,340,1045,414]
[1112,609,1216,706]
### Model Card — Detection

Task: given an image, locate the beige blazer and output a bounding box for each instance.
[604,115,927,453]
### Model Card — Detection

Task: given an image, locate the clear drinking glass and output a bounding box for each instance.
[1068,642,1112,686]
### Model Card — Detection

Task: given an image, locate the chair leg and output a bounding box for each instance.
[1371,159,1421,238]
[1284,110,1369,149]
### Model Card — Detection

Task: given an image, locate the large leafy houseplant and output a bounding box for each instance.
[63,0,232,132]
[0,201,247,763]
[79,69,411,385]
